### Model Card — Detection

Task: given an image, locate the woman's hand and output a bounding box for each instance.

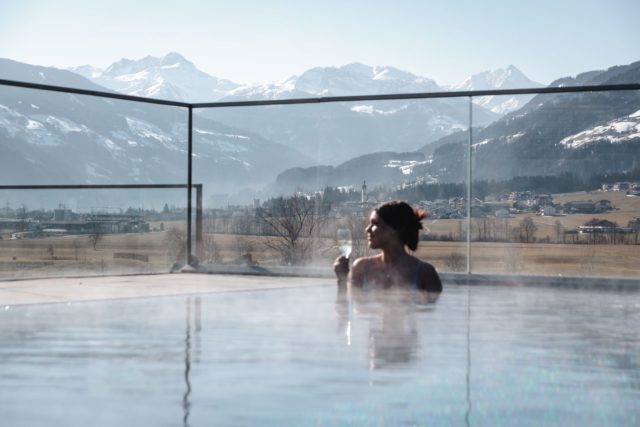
[333,255,349,288]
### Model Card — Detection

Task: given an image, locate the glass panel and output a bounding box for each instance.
[470,90,640,278]
[193,97,470,274]
[0,85,188,279]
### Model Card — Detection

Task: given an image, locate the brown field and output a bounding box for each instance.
[414,241,639,278]
[0,190,638,281]
[1,230,638,280]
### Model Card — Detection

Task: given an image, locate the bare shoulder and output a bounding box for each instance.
[350,256,370,277]
[417,259,442,293]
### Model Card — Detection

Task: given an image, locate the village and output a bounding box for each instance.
[1,180,639,244]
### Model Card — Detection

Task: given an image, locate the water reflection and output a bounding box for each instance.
[183,296,202,427]
[336,287,440,370]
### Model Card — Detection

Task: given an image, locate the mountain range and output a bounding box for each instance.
[0,58,311,207]
[1,54,638,207]
[427,61,640,182]
[272,61,640,192]
[70,53,239,102]
[70,53,532,165]
[70,53,541,112]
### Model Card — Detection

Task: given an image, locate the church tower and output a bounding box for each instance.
[361,180,367,203]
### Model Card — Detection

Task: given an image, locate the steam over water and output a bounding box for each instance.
[1,284,639,426]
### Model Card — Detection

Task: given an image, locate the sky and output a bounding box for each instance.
[1,0,639,86]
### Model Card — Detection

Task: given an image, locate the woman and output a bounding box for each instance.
[334,200,442,293]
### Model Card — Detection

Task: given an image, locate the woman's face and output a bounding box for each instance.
[366,211,399,249]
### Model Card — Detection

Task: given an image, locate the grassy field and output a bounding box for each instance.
[0,191,638,280]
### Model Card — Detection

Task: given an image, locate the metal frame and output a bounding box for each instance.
[2,78,639,108]
[1,78,639,267]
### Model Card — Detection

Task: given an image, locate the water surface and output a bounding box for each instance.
[1,284,638,426]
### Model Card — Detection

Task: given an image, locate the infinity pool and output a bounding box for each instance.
[1,283,638,426]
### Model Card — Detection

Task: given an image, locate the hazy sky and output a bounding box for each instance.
[1,0,638,86]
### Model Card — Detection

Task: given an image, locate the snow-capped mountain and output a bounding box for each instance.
[226,63,441,100]
[448,65,543,114]
[0,58,311,206]
[69,53,239,102]
[428,60,640,182]
[210,62,498,164]
[296,63,441,95]
[66,55,504,164]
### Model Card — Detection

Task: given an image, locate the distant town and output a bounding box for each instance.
[2,181,639,244]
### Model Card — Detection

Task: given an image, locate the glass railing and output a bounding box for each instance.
[1,78,638,280]
[0,82,189,279]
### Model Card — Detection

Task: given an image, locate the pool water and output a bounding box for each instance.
[1,284,638,426]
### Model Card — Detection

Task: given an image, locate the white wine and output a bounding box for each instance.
[336,229,352,258]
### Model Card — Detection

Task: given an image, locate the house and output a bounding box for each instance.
[564,201,596,214]
[628,217,640,232]
[541,206,557,216]
[532,194,554,207]
[613,182,631,191]
[578,219,631,235]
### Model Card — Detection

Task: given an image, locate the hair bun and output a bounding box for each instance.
[415,208,428,229]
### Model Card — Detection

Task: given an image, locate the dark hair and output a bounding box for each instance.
[375,200,428,251]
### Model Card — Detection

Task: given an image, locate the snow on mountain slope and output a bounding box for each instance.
[448,65,543,114]
[224,77,309,100]
[70,53,239,102]
[560,110,640,148]
[226,62,442,100]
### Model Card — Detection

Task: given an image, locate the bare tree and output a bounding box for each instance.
[515,217,538,243]
[256,195,329,265]
[554,220,564,243]
[475,217,498,241]
[88,222,104,250]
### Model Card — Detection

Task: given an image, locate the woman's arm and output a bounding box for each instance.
[334,255,367,288]
[333,255,349,288]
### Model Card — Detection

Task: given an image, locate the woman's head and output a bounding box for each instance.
[370,201,427,251]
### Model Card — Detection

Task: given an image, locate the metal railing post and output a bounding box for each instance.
[196,184,203,261]
[467,97,473,275]
[187,106,194,265]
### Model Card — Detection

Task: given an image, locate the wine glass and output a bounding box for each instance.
[336,228,352,258]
